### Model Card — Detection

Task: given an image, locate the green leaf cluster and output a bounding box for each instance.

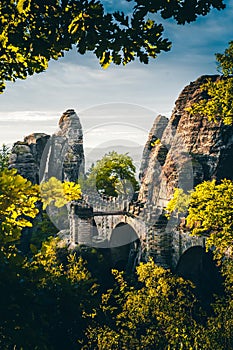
[128,0,225,25]
[187,41,233,126]
[84,259,217,349]
[0,236,97,349]
[0,0,225,91]
[0,168,39,244]
[167,179,233,263]
[0,169,82,247]
[166,187,191,219]
[216,41,233,76]
[83,151,139,197]
[40,176,82,209]
[187,77,233,126]
[186,179,233,262]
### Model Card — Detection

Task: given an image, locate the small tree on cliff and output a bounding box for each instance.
[0,0,225,92]
[84,151,139,197]
[188,41,233,125]
[0,144,10,171]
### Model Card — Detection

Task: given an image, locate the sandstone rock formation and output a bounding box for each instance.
[40,109,84,182]
[139,75,233,207]
[139,115,168,182]
[9,133,50,184]
[9,109,85,184]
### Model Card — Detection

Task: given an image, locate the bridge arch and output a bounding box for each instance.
[175,246,223,302]
[110,223,141,271]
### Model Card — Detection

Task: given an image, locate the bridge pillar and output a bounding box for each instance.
[69,202,94,245]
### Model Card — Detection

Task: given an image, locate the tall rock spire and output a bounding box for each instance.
[9,109,85,184]
[41,109,85,182]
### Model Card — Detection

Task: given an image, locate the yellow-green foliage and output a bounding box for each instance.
[186,179,233,261]
[0,170,81,246]
[40,176,82,209]
[186,41,233,126]
[166,180,233,262]
[150,138,161,148]
[0,0,170,92]
[166,188,191,218]
[28,237,91,286]
[0,0,223,92]
[84,258,209,350]
[0,169,39,243]
[84,151,139,197]
[187,78,233,125]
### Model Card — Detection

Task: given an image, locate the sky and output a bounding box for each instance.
[1,0,233,167]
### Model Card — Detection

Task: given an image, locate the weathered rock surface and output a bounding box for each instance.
[9,134,50,183]
[9,109,85,184]
[139,75,233,206]
[139,115,168,182]
[41,109,84,182]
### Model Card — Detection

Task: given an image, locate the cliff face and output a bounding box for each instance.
[40,109,84,182]
[139,115,168,182]
[139,75,233,206]
[9,109,85,184]
[9,133,50,184]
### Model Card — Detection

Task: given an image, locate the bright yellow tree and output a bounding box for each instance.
[0,170,82,245]
[0,168,39,244]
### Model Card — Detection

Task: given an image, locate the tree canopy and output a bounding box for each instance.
[166,180,233,262]
[216,40,233,76]
[83,151,139,197]
[83,258,233,350]
[186,179,233,262]
[0,169,81,247]
[187,41,233,125]
[0,0,225,92]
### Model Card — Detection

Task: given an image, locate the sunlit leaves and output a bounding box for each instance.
[0,169,39,243]
[0,170,81,244]
[83,151,139,197]
[187,41,233,126]
[0,0,225,91]
[187,77,233,126]
[99,51,112,69]
[29,237,91,285]
[167,179,233,261]
[16,0,31,15]
[84,258,207,349]
[68,12,90,34]
[62,181,82,202]
[186,179,233,261]
[166,187,191,218]
[0,235,97,349]
[40,176,81,209]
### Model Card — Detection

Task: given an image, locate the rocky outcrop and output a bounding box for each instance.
[9,134,50,184]
[41,109,84,182]
[9,109,85,184]
[139,115,168,182]
[139,75,233,206]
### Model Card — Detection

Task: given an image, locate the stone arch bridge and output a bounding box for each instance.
[68,193,206,272]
